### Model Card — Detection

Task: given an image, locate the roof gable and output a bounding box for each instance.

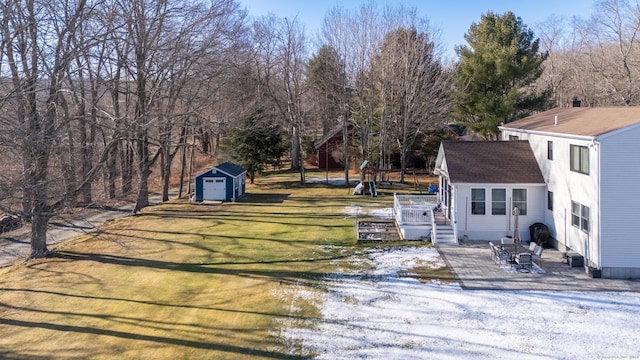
[196,161,246,178]
[314,123,356,149]
[215,161,246,177]
[439,140,544,184]
[500,107,640,137]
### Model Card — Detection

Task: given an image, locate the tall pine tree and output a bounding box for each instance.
[453,11,550,138]
[224,109,287,184]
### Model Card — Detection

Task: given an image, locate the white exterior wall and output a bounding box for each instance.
[599,127,640,275]
[452,182,546,241]
[501,129,600,266]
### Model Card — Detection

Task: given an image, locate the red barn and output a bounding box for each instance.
[314,123,356,170]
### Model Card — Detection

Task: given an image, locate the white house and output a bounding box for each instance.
[499,106,640,279]
[435,106,640,279]
[434,140,546,243]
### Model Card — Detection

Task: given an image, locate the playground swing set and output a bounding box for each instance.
[352,160,438,197]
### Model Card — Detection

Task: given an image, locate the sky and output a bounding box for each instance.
[238,0,595,59]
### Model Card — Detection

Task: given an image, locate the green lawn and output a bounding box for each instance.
[0,172,433,359]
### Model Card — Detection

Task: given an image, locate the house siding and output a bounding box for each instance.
[501,130,600,265]
[499,110,640,279]
[599,127,640,271]
[453,182,546,241]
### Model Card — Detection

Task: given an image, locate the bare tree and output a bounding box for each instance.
[537,0,640,106]
[375,18,451,182]
[320,3,382,184]
[0,0,117,257]
[588,0,640,105]
[321,5,353,184]
[251,15,308,183]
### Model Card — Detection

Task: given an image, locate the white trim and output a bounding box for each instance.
[195,165,247,179]
[498,126,596,142]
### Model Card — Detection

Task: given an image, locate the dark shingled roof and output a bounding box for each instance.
[215,161,246,177]
[442,140,544,184]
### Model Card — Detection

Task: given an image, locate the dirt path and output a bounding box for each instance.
[0,189,180,267]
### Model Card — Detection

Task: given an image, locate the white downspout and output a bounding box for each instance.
[596,141,602,270]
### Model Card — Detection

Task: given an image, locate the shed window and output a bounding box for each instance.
[471,189,486,215]
[509,135,519,141]
[570,145,589,174]
[512,189,527,215]
[491,188,506,215]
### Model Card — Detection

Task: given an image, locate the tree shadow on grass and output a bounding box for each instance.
[0,287,321,321]
[48,250,352,282]
[0,350,54,360]
[238,193,290,204]
[0,317,305,359]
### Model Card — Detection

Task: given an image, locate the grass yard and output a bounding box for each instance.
[0,171,441,359]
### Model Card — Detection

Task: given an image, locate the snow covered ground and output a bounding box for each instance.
[277,247,640,359]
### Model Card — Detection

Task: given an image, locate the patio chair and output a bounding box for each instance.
[514,253,532,270]
[528,242,538,252]
[489,242,509,265]
[531,245,543,266]
[489,242,501,262]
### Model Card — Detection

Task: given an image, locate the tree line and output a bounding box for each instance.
[0,0,637,258]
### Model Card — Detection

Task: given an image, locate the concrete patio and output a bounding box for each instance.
[437,240,640,291]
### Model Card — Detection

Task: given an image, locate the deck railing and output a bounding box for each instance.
[394,194,438,226]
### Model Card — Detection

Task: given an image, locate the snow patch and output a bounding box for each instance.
[280,246,640,359]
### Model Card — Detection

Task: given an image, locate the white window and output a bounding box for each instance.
[471,188,485,215]
[491,188,506,215]
[570,145,589,174]
[571,201,590,233]
[512,189,527,215]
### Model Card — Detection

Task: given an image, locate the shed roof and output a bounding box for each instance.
[439,140,544,184]
[500,107,640,137]
[215,161,246,177]
[196,161,246,178]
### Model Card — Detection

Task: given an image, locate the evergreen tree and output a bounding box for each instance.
[307,45,348,135]
[453,11,550,138]
[224,109,287,184]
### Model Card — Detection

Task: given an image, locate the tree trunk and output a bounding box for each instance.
[107,142,118,199]
[178,126,188,198]
[290,124,300,170]
[121,139,134,195]
[30,213,50,258]
[133,136,151,213]
[161,147,171,202]
[342,116,350,185]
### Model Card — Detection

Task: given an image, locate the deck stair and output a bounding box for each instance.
[357,219,402,242]
[432,208,457,244]
[433,223,457,244]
